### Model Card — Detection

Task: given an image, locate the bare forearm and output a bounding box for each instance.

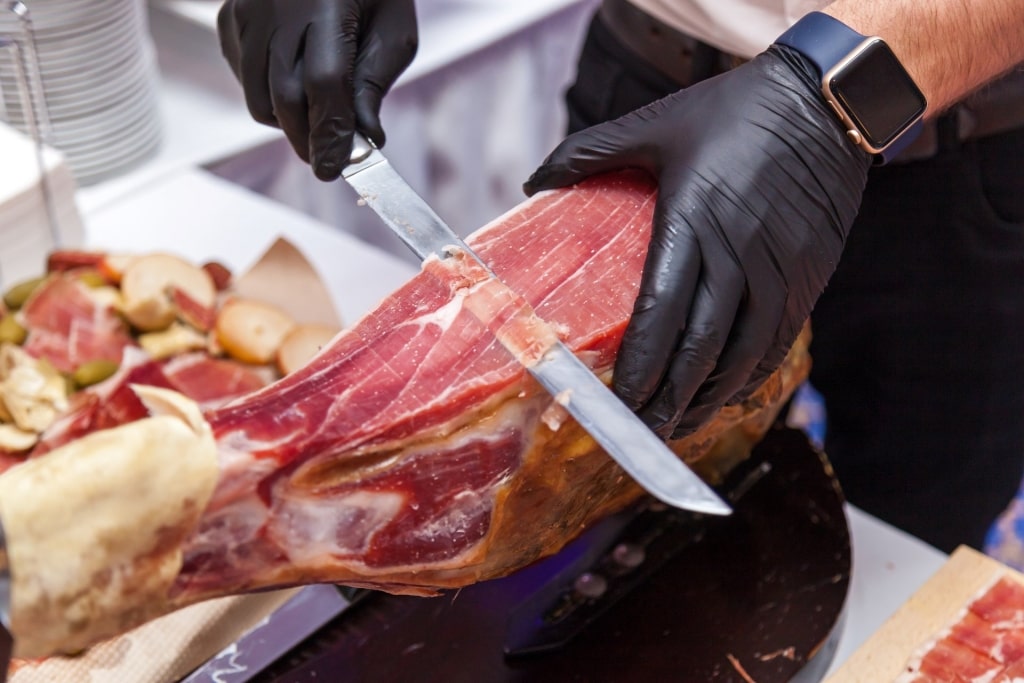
[825,0,1024,115]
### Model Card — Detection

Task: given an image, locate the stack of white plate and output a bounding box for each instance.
[0,121,85,289]
[0,0,162,186]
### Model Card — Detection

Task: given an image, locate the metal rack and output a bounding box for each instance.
[0,1,62,270]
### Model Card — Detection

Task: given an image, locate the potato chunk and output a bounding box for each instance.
[215,299,296,365]
[276,323,340,375]
[121,254,216,332]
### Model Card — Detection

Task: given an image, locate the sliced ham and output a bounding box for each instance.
[0,172,810,657]
[29,348,176,457]
[949,612,1024,665]
[0,452,25,476]
[969,575,1024,629]
[914,638,1002,681]
[899,576,1024,683]
[19,274,136,373]
[29,349,272,457]
[162,352,269,409]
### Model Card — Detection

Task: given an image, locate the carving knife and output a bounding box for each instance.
[342,134,730,516]
[181,584,360,683]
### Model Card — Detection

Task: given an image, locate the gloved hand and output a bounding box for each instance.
[218,0,418,180]
[524,45,872,439]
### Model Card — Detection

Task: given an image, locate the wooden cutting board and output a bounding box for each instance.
[826,546,1023,682]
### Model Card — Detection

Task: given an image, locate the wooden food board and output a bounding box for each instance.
[826,546,1021,682]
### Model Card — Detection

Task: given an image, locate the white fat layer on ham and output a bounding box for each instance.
[202,400,535,579]
[272,490,406,563]
[993,613,1024,630]
[413,283,468,331]
[188,495,270,554]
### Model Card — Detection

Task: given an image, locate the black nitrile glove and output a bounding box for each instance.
[524,45,872,439]
[218,0,417,180]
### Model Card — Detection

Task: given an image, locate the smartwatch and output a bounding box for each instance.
[776,12,927,164]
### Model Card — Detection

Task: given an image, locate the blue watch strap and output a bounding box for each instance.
[775,11,924,164]
[775,11,865,78]
[875,119,924,164]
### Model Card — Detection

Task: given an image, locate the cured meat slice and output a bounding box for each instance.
[899,576,1024,682]
[27,348,271,459]
[994,660,1024,682]
[26,348,176,458]
[911,638,1001,681]
[162,352,269,408]
[0,172,810,658]
[949,612,1024,665]
[19,273,136,373]
[968,576,1024,629]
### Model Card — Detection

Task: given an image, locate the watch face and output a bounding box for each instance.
[827,40,927,149]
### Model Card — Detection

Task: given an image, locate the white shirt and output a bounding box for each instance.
[628,0,826,58]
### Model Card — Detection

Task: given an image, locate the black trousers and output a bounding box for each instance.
[566,15,1024,553]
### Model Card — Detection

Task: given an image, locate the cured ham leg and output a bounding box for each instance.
[0,172,810,657]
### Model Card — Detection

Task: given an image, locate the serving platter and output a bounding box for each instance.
[250,425,851,683]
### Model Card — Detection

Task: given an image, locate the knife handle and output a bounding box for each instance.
[349,132,376,165]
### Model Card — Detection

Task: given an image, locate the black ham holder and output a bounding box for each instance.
[252,425,851,683]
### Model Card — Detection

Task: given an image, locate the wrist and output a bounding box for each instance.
[775,12,927,164]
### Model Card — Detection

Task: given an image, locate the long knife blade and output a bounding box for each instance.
[342,134,729,516]
[181,585,353,683]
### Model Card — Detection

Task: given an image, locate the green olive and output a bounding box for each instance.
[61,372,78,395]
[3,276,46,310]
[0,315,27,345]
[75,270,108,288]
[72,359,119,388]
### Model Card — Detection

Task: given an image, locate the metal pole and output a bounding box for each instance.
[7,2,62,249]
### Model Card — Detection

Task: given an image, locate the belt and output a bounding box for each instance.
[597,0,1024,163]
[598,0,739,85]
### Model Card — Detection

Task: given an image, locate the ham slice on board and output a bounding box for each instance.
[828,547,1024,683]
[896,576,1024,682]
[0,171,810,658]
